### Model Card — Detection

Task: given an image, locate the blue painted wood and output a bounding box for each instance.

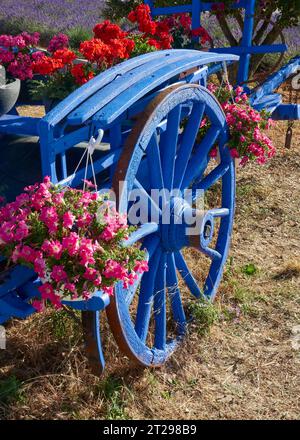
[175,251,201,298]
[0,115,40,136]
[211,44,287,56]
[251,93,282,113]
[124,223,159,248]
[135,247,161,343]
[0,266,36,299]
[250,56,300,103]
[147,134,165,191]
[94,51,239,126]
[166,253,186,335]
[153,253,167,350]
[161,105,182,191]
[146,0,248,19]
[173,102,205,188]
[180,126,221,189]
[43,50,190,127]
[59,148,122,188]
[62,292,110,311]
[0,291,36,319]
[68,51,198,125]
[192,0,201,32]
[272,104,300,121]
[237,0,256,84]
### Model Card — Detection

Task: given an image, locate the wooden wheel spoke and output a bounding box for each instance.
[135,247,162,343]
[125,235,160,306]
[193,163,230,193]
[173,103,205,189]
[124,222,159,247]
[133,178,161,221]
[167,253,186,334]
[175,251,202,298]
[160,105,182,190]
[181,126,221,189]
[202,247,222,261]
[147,133,165,190]
[153,253,167,350]
[209,208,230,218]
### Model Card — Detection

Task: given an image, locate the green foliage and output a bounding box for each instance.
[66,27,93,49]
[130,34,157,56]
[242,263,258,276]
[189,296,219,335]
[103,0,142,21]
[29,73,78,101]
[102,376,128,420]
[48,308,81,341]
[0,376,23,405]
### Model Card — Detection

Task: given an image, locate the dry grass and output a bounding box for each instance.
[0,112,299,420]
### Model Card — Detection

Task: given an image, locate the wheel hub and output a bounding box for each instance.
[160,197,214,252]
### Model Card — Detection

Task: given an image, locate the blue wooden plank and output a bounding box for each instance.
[250,56,300,102]
[0,291,36,319]
[0,115,40,136]
[67,51,207,125]
[0,314,9,324]
[151,5,192,15]
[44,49,192,127]
[149,1,248,18]
[62,292,110,311]
[211,44,287,56]
[17,279,40,301]
[52,126,90,155]
[192,0,201,30]
[237,0,256,84]
[94,52,239,126]
[272,104,300,121]
[251,93,282,113]
[57,147,122,187]
[0,266,36,299]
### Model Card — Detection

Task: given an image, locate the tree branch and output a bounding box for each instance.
[216,14,238,47]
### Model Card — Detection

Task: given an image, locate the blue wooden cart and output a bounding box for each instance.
[0,0,299,375]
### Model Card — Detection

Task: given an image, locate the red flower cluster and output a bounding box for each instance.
[71,63,95,85]
[32,54,64,75]
[80,21,135,67]
[128,4,173,50]
[32,48,77,76]
[191,26,212,44]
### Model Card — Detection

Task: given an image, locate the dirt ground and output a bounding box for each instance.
[0,112,299,420]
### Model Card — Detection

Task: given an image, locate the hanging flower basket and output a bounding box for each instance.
[0,177,148,312]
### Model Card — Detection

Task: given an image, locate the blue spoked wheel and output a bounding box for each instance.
[106,83,236,367]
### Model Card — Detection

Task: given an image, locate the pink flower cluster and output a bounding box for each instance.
[0,177,148,312]
[207,83,276,166]
[47,33,69,53]
[0,31,41,80]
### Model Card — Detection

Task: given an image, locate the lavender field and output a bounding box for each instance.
[0,0,105,35]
